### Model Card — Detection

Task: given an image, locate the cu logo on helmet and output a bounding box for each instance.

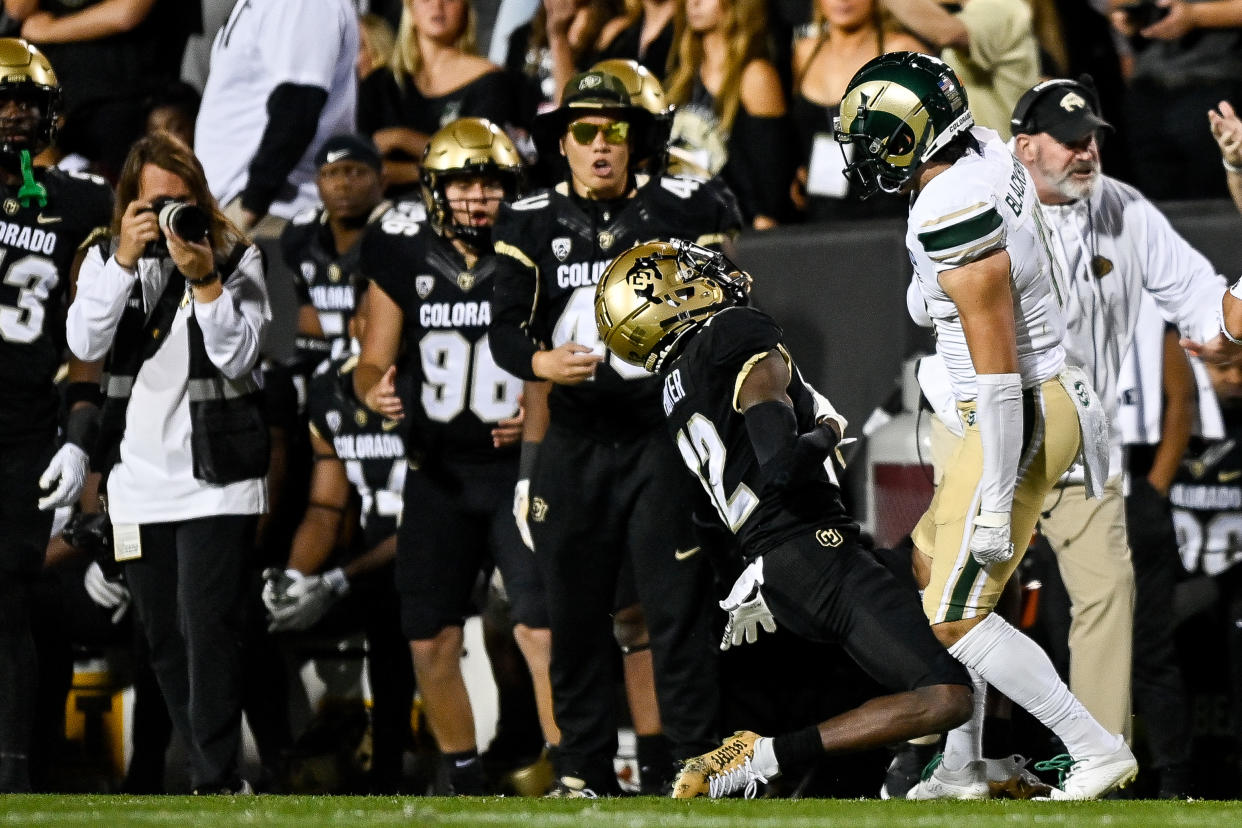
[626,257,662,302]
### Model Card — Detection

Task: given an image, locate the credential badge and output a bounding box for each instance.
[415,274,435,299]
[552,237,572,261]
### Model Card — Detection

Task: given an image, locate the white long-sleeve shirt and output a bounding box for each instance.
[1041,174,1226,476]
[67,245,271,524]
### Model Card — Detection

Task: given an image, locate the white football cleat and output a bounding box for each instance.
[905,756,991,800]
[1038,743,1138,800]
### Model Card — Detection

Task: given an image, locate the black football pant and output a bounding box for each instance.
[124,514,254,791]
[1126,479,1193,777]
[531,422,719,789]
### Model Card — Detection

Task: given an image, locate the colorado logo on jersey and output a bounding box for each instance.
[308,283,355,311]
[420,300,491,329]
[0,220,58,255]
[557,260,609,288]
[333,432,406,461]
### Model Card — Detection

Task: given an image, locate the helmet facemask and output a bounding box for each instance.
[421,117,524,252]
[0,39,61,167]
[427,167,520,251]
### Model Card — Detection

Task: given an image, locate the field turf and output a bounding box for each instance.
[2,795,1241,827]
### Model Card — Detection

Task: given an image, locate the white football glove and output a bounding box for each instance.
[969,510,1015,566]
[719,558,777,650]
[514,479,533,550]
[83,560,130,624]
[38,443,88,511]
[265,567,348,632]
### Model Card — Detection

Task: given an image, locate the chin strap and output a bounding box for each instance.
[17,150,47,209]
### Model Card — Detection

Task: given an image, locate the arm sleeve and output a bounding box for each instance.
[66,246,134,361]
[975,371,1023,516]
[240,83,329,215]
[489,247,542,381]
[195,245,272,379]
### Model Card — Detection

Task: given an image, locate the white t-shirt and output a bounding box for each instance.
[196,0,359,220]
[907,127,1068,400]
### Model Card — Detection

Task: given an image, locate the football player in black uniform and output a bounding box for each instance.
[489,70,741,796]
[281,134,391,370]
[595,240,972,799]
[0,39,113,792]
[354,117,548,795]
[262,281,415,793]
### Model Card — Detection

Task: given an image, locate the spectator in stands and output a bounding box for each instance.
[196,0,358,236]
[142,80,200,148]
[358,0,513,200]
[11,0,192,180]
[790,0,923,221]
[67,132,270,795]
[594,0,678,79]
[666,0,793,228]
[1110,0,1242,199]
[506,0,623,129]
[358,12,397,81]
[880,0,1040,139]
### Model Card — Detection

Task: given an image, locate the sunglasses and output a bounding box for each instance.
[567,120,630,146]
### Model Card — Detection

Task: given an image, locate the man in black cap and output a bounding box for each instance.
[1009,76,1228,798]
[281,133,392,370]
[489,70,742,796]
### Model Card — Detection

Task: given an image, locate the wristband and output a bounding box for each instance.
[187,270,221,288]
[1223,157,1242,175]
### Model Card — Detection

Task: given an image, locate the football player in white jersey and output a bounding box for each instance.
[835,52,1135,800]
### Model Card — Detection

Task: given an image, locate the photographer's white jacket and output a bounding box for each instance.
[67,245,271,524]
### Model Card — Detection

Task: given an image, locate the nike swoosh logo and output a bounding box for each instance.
[325,149,349,164]
[674,546,701,561]
[1219,470,1242,483]
[381,417,400,431]
[36,213,61,224]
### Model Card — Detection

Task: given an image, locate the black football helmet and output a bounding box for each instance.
[422,117,523,249]
[595,239,750,371]
[0,38,61,162]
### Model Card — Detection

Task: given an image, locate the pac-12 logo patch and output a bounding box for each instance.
[552,237,571,261]
[415,275,435,299]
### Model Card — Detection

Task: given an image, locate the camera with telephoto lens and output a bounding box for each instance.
[143,196,210,256]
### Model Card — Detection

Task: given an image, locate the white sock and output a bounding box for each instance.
[752,737,780,779]
[941,666,987,770]
[948,613,1121,758]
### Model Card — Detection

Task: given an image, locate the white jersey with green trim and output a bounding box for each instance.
[907,126,1068,401]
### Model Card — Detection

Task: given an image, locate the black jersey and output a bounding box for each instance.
[361,210,523,462]
[659,306,855,559]
[281,201,393,359]
[0,167,113,438]
[490,173,742,439]
[308,354,407,550]
[1170,407,1242,577]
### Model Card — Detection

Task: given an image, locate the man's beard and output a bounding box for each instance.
[1052,160,1100,201]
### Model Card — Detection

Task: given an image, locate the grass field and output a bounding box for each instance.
[3,795,1242,827]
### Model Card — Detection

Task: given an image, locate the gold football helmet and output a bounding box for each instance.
[595,239,750,371]
[834,52,972,198]
[0,38,60,158]
[590,59,672,118]
[422,116,523,248]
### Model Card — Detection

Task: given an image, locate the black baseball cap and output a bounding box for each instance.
[314,133,382,171]
[1010,77,1113,144]
[532,70,658,160]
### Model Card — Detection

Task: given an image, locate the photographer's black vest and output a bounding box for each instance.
[93,239,269,485]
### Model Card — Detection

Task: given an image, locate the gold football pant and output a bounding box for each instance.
[913,377,1081,625]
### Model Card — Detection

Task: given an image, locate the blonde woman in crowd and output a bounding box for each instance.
[357,12,397,80]
[357,0,513,197]
[666,0,791,229]
[790,0,924,221]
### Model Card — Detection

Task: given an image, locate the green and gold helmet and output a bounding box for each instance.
[422,117,523,249]
[0,38,61,159]
[834,52,972,198]
[595,239,750,372]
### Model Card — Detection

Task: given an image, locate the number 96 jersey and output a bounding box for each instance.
[0,168,113,438]
[1170,418,1242,578]
[360,210,522,461]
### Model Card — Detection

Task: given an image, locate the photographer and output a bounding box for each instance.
[66,131,270,795]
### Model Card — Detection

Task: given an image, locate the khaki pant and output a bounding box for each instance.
[1039,478,1135,738]
[914,378,1082,625]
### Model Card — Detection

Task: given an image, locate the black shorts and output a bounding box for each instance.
[396,457,547,639]
[760,529,969,693]
[0,433,56,575]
